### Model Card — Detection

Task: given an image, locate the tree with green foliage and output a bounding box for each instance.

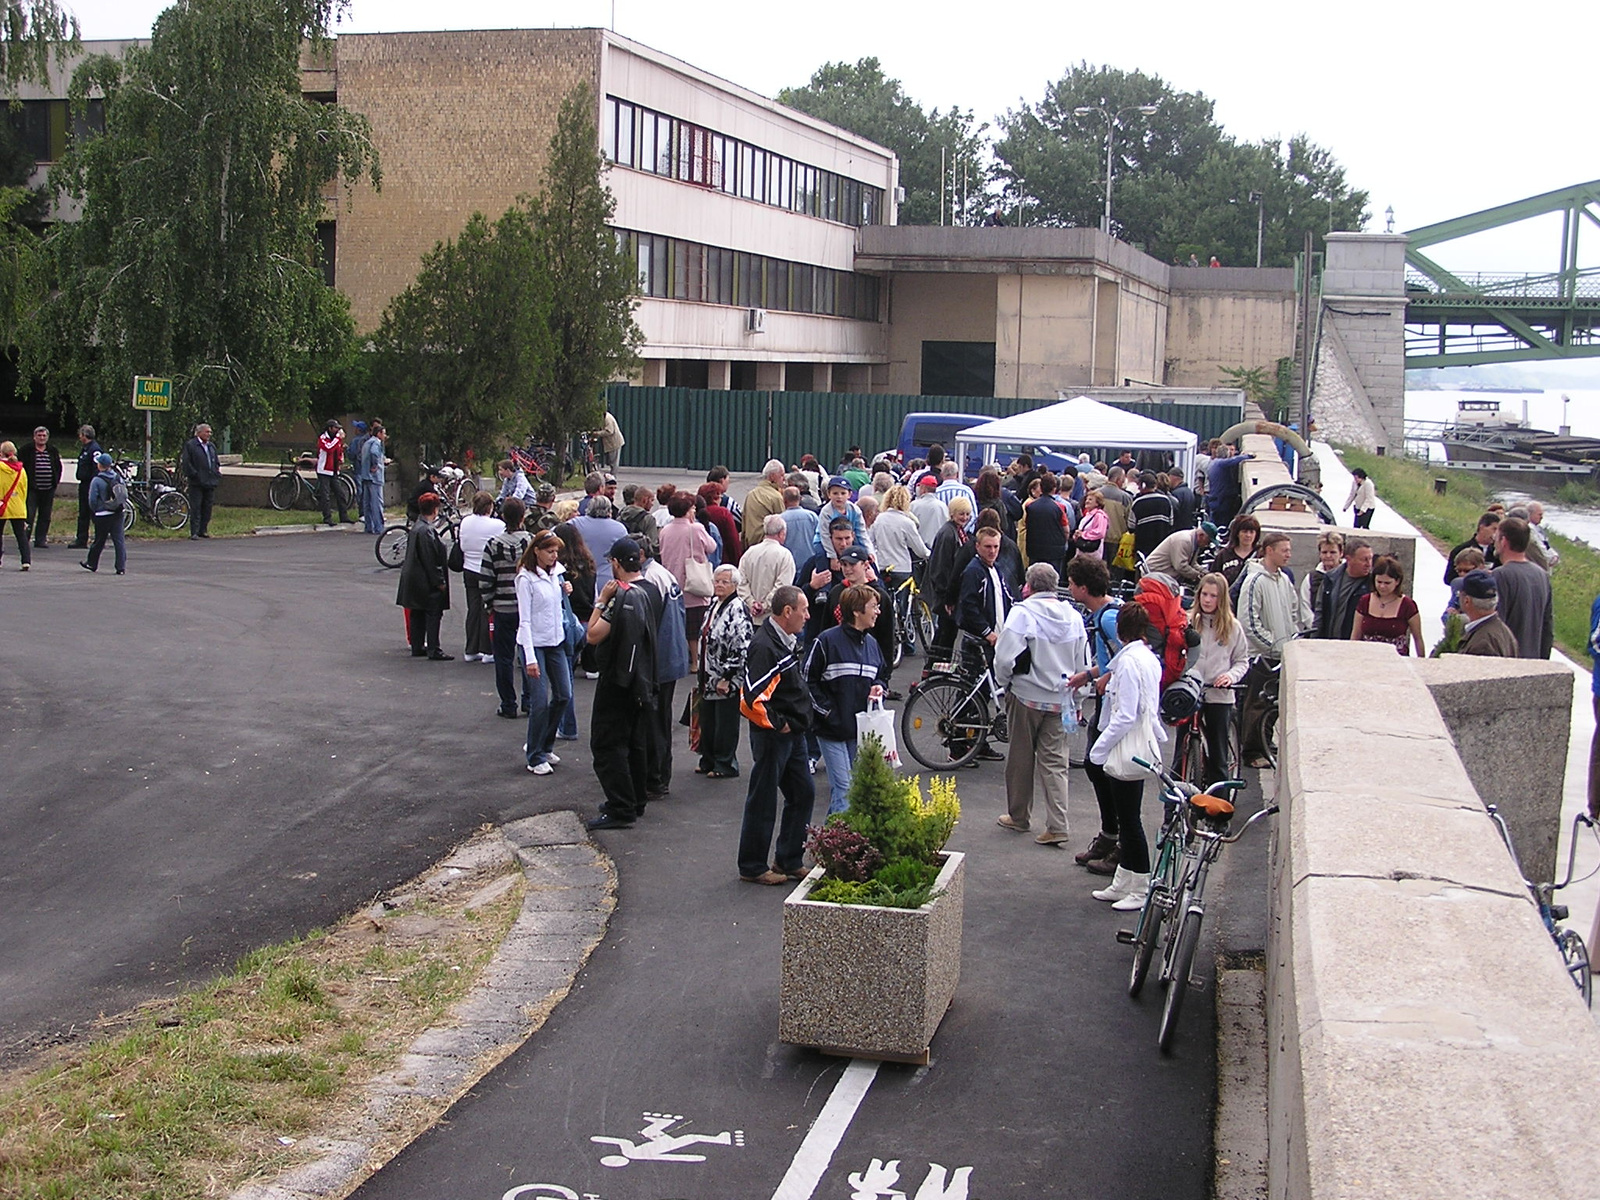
[527,83,641,450]
[370,83,639,463]
[369,204,553,461]
[779,58,987,226]
[19,0,380,447]
[0,0,77,93]
[994,63,1367,265]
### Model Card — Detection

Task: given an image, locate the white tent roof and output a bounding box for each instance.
[953,395,1197,478]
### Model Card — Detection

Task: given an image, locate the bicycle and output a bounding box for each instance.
[437,461,478,509]
[268,451,358,515]
[1164,676,1245,789]
[899,630,1008,770]
[112,459,189,531]
[1486,805,1596,1007]
[374,493,462,569]
[1117,754,1273,1052]
[888,563,935,668]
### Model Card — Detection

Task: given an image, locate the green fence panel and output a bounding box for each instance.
[603,386,1241,472]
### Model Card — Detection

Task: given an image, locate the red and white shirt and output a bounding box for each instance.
[316,431,344,475]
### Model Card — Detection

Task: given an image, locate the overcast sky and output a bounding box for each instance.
[60,0,1600,274]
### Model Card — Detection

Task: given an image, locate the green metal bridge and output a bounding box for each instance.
[1404,179,1600,367]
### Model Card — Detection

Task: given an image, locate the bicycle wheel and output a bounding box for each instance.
[1559,929,1593,1007]
[338,472,358,513]
[914,596,936,653]
[268,471,300,511]
[375,524,409,568]
[1158,907,1204,1053]
[1128,881,1169,998]
[1180,726,1207,790]
[152,490,189,530]
[1063,711,1089,769]
[148,464,173,488]
[121,504,135,533]
[900,678,985,770]
[449,476,477,509]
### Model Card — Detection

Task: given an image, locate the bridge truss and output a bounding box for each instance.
[1403,180,1600,367]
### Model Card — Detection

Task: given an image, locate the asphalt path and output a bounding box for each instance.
[1,532,1269,1198]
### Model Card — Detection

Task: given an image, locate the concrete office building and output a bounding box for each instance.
[15,31,1307,407]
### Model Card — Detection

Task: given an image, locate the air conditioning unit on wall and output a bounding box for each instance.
[746,307,766,334]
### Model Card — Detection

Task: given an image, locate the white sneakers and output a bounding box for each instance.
[528,761,553,776]
[1092,867,1150,911]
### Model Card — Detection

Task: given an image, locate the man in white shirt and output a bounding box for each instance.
[935,462,977,532]
[1238,531,1307,657]
[739,515,795,625]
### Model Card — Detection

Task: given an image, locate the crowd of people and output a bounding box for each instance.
[370,430,1574,904]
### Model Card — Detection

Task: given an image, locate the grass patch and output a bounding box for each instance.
[1338,447,1600,662]
[0,829,523,1200]
[52,500,399,540]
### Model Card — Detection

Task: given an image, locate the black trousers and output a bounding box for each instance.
[189,484,216,536]
[26,487,54,545]
[406,608,442,655]
[316,473,348,524]
[647,678,676,794]
[74,482,93,545]
[592,679,651,822]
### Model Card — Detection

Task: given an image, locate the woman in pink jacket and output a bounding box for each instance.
[658,490,717,667]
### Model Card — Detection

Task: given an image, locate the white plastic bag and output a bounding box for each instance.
[857,697,901,770]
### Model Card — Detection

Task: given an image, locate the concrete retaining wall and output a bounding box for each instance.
[1269,641,1600,1199]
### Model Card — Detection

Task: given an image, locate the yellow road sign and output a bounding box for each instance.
[132,376,173,411]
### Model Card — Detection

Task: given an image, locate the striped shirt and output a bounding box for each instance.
[480,528,532,613]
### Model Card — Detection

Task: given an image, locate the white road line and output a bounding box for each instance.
[769,1058,880,1200]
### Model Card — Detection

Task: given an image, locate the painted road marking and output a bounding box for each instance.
[590,1111,745,1167]
[769,1059,880,1200]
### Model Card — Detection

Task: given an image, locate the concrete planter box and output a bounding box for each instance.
[779,850,964,1064]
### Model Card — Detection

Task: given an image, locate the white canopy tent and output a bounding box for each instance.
[952,395,1198,483]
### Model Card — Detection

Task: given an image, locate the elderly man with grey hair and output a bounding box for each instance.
[742,459,788,546]
[1456,570,1519,657]
[739,513,795,624]
[993,561,1089,845]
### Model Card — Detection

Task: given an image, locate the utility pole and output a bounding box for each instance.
[1249,190,1264,268]
[1298,231,1315,446]
[1073,102,1159,237]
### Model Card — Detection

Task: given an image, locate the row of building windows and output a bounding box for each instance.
[6,98,104,164]
[603,96,884,228]
[618,229,880,321]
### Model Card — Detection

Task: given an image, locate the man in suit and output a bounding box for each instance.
[182,423,223,539]
[957,527,1014,763]
[67,424,101,549]
[1456,571,1519,657]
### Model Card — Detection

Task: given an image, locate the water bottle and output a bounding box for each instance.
[1060,673,1083,732]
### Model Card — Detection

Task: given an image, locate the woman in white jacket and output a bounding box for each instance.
[515,530,572,777]
[1081,602,1164,910]
[1190,572,1249,784]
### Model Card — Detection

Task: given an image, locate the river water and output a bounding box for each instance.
[1404,387,1600,545]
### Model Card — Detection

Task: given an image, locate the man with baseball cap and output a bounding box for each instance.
[1455,570,1518,657]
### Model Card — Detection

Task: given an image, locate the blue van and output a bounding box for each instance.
[893,412,1075,479]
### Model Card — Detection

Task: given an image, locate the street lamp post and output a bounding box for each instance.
[1249,190,1264,268]
[1073,102,1159,236]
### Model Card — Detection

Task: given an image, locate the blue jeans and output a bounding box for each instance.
[737,726,816,878]
[557,641,581,737]
[360,479,384,533]
[817,737,857,814]
[523,644,573,767]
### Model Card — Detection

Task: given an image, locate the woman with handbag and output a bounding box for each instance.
[1075,601,1164,910]
[804,583,887,814]
[1072,491,1108,560]
[515,529,573,776]
[660,490,717,669]
[697,564,753,778]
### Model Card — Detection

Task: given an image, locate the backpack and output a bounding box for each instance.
[1134,576,1193,689]
[105,476,128,514]
[1085,598,1122,670]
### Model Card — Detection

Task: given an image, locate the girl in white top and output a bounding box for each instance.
[457,491,506,661]
[1190,572,1249,784]
[515,530,572,776]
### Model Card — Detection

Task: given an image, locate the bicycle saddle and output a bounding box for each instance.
[1188,792,1235,819]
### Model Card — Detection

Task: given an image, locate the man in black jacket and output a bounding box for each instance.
[1316,538,1374,640]
[182,423,223,539]
[737,585,815,884]
[394,492,452,659]
[585,537,661,831]
[957,528,1015,763]
[67,424,101,549]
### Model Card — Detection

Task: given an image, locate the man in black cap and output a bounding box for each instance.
[584,537,662,831]
[817,544,896,671]
[1456,570,1519,657]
